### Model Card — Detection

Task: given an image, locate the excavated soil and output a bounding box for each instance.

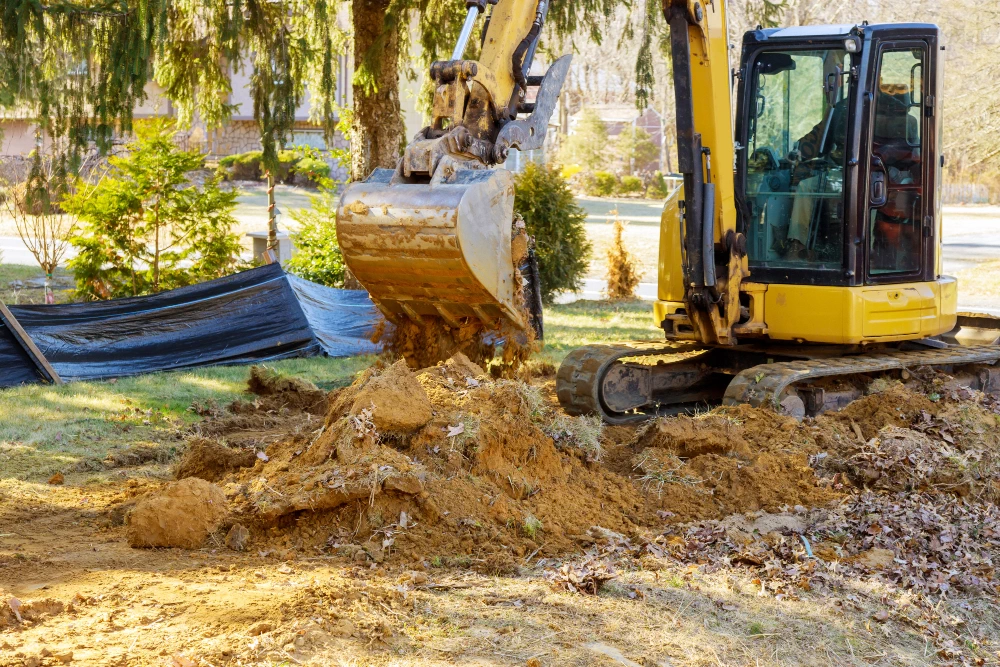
[142,356,1000,568]
[95,360,1000,569]
[174,438,258,482]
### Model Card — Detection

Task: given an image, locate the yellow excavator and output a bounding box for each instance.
[337,0,1000,423]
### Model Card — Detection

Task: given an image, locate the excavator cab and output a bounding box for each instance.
[733,23,951,341]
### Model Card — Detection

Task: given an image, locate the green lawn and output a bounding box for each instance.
[0,263,75,305]
[0,299,662,481]
[0,356,373,480]
[539,298,662,364]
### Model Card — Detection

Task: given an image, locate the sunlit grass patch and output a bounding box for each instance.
[540,299,661,365]
[0,355,373,481]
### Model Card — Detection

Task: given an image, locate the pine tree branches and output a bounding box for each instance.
[1,0,345,175]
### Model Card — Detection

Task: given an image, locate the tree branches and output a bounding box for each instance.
[1,0,345,174]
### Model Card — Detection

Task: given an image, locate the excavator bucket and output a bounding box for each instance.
[336,167,526,332]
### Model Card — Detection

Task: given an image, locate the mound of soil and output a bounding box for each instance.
[350,360,433,433]
[820,382,935,441]
[126,478,228,549]
[174,438,257,482]
[139,360,994,567]
[213,356,845,566]
[622,404,835,517]
[247,365,327,414]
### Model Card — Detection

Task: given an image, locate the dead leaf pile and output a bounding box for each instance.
[546,557,617,594]
[661,492,1000,597]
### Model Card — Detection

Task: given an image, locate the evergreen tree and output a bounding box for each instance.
[0,0,791,184]
[63,121,244,299]
[558,109,609,172]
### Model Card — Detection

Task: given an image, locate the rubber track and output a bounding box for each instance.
[556,341,703,424]
[724,344,1000,409]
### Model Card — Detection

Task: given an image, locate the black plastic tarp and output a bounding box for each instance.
[0,264,381,388]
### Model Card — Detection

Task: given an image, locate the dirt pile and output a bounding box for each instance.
[246,365,327,414]
[811,382,1000,500]
[174,438,258,482]
[350,360,433,433]
[207,355,851,565]
[126,477,228,548]
[621,404,837,517]
[133,362,1000,566]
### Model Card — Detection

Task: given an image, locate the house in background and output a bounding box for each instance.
[567,104,666,171]
[0,57,353,182]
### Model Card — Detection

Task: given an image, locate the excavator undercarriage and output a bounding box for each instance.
[558,314,1000,424]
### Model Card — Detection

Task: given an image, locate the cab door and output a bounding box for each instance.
[861,29,941,337]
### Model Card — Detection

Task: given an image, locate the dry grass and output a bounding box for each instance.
[4,472,980,667]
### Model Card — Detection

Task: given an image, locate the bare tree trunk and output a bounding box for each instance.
[350,0,406,183]
[266,171,277,254]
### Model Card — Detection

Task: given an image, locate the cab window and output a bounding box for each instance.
[744,49,849,272]
[868,47,924,276]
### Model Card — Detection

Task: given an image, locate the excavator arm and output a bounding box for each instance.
[660,0,747,346]
[336,0,569,335]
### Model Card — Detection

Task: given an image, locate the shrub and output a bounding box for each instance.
[293,156,331,187]
[646,171,670,199]
[513,162,591,305]
[221,150,263,181]
[605,218,641,300]
[220,149,299,182]
[617,175,643,196]
[64,121,245,300]
[275,150,299,183]
[585,171,618,197]
[284,190,345,287]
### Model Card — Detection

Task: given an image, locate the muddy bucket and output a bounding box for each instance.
[336,167,525,330]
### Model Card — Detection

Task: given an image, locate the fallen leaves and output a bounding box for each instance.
[546,557,617,595]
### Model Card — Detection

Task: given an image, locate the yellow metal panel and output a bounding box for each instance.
[861,285,935,337]
[657,184,686,303]
[763,286,853,343]
[688,0,736,240]
[478,0,537,109]
[761,280,956,344]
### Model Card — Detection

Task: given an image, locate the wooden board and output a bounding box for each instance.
[0,301,63,385]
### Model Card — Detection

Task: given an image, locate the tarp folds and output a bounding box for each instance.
[287,275,380,358]
[0,264,381,388]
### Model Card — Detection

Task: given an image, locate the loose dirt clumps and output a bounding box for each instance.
[350,360,433,433]
[623,405,836,518]
[126,477,228,549]
[174,438,257,482]
[246,365,327,414]
[822,381,935,440]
